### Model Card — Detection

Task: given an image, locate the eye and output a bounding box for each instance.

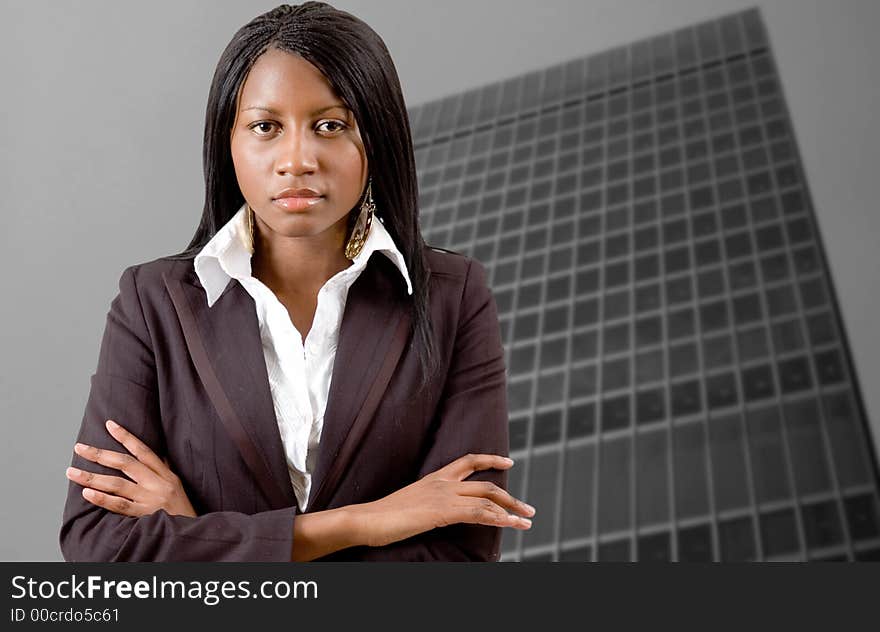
[317,120,347,134]
[249,121,277,136]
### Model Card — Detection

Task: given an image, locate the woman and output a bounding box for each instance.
[60,2,534,562]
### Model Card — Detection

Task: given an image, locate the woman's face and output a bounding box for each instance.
[230,47,368,245]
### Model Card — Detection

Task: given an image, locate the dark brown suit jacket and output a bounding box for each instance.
[59,245,509,562]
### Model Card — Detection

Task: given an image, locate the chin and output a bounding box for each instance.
[264,214,346,239]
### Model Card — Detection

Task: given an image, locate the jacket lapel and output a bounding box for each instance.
[165,269,295,510]
[306,257,412,512]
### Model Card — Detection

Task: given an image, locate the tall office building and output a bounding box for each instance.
[407,8,880,561]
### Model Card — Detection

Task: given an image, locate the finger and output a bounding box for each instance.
[66,467,138,501]
[456,480,536,517]
[440,454,514,481]
[81,487,148,517]
[455,496,532,530]
[73,442,152,483]
[104,419,169,478]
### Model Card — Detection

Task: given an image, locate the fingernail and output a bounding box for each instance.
[82,488,96,499]
[519,517,532,527]
[106,419,118,429]
[73,443,85,452]
[503,457,514,465]
[66,467,79,478]
[523,503,536,515]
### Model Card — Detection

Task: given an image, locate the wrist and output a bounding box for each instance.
[291,504,372,561]
[342,502,373,548]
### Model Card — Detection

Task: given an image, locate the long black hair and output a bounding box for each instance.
[169,2,438,388]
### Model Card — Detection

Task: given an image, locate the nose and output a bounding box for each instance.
[274,128,318,176]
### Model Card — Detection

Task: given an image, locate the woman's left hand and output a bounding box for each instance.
[66,419,197,518]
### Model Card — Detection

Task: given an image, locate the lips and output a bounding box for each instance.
[273,197,322,211]
[272,187,324,211]
[273,187,322,199]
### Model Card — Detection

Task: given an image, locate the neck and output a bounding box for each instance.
[250,217,353,297]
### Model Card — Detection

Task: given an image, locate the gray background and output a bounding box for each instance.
[1,0,877,561]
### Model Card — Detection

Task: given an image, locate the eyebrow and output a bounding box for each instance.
[242,103,349,116]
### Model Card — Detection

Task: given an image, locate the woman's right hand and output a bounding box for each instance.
[350,454,534,548]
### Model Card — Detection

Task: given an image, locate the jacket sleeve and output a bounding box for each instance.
[59,265,297,562]
[324,257,510,561]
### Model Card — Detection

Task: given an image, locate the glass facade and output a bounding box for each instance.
[408,8,880,561]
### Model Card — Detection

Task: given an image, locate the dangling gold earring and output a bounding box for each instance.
[344,177,375,260]
[243,204,256,255]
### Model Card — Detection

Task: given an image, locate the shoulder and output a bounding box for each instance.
[422,245,492,310]
[423,244,488,285]
[120,254,195,286]
[109,254,197,307]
